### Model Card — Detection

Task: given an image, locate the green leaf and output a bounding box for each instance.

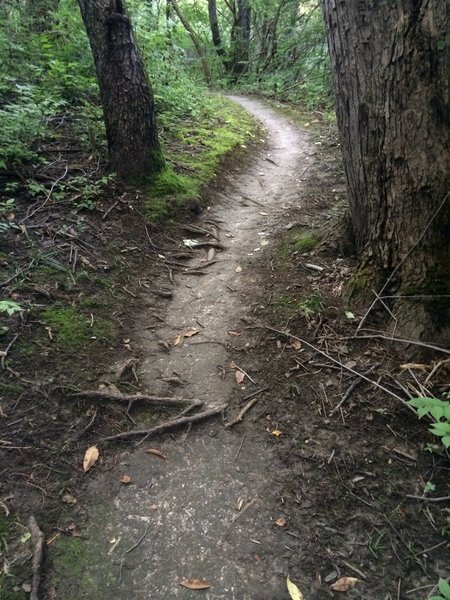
[424,481,436,494]
[287,577,304,600]
[345,311,355,320]
[439,578,450,599]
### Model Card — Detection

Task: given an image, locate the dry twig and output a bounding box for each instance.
[226,396,262,428]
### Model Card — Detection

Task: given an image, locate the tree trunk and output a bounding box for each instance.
[230,0,251,77]
[169,0,211,81]
[208,0,225,58]
[77,0,164,181]
[323,0,450,347]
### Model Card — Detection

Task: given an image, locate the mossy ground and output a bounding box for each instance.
[144,95,258,223]
[0,515,27,600]
[42,305,116,352]
[275,229,322,266]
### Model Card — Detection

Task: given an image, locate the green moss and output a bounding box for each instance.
[144,96,258,224]
[42,305,116,352]
[51,536,88,577]
[271,292,324,317]
[297,293,324,316]
[292,231,321,253]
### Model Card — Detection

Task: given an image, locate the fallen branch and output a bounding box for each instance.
[330,363,380,415]
[104,404,227,442]
[72,385,194,407]
[1,334,19,370]
[226,396,262,428]
[262,326,415,412]
[344,332,450,356]
[29,516,45,600]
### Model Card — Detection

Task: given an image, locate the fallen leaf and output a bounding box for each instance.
[123,338,131,344]
[172,333,182,347]
[119,474,132,484]
[345,311,355,320]
[290,339,301,350]
[145,448,167,460]
[275,517,286,527]
[83,445,99,472]
[183,328,199,338]
[271,430,282,437]
[179,579,211,590]
[61,493,77,505]
[235,370,245,384]
[287,576,304,600]
[330,577,359,592]
[227,331,241,337]
[235,266,242,273]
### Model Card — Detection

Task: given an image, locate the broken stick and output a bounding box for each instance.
[72,386,194,407]
[29,516,45,600]
[225,396,261,428]
[104,404,228,442]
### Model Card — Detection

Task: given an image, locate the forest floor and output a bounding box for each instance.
[1,96,449,600]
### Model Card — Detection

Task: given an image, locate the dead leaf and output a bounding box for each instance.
[83,446,99,472]
[235,266,242,273]
[145,448,167,460]
[330,577,359,592]
[235,370,245,384]
[287,577,304,600]
[271,430,282,437]
[179,579,211,590]
[172,333,182,347]
[119,474,132,484]
[61,493,77,505]
[290,339,302,350]
[227,331,241,337]
[275,517,286,527]
[183,328,199,338]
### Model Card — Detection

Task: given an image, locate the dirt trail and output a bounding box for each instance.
[58,97,317,599]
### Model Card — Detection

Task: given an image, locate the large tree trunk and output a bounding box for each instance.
[77,0,164,181]
[208,0,225,58]
[323,0,450,347]
[230,0,251,77]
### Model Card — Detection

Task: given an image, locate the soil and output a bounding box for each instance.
[1,96,449,600]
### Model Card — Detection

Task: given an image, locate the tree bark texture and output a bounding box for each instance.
[323,0,450,346]
[77,0,163,181]
[208,0,225,58]
[230,0,251,77]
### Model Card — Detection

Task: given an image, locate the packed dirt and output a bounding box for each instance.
[1,96,449,600]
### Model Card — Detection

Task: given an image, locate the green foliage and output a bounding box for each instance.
[42,305,116,352]
[430,578,450,600]
[0,300,23,316]
[407,395,450,448]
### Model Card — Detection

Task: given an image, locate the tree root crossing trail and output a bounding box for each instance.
[66,97,317,599]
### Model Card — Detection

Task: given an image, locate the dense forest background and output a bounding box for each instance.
[0,0,330,176]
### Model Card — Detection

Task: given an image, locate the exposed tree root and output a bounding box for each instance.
[72,384,195,407]
[29,516,45,600]
[104,403,228,442]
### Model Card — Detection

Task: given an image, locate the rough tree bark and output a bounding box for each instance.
[323,0,450,347]
[77,0,164,181]
[230,0,251,77]
[208,0,225,59]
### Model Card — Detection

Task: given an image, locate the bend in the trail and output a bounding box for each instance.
[57,96,318,600]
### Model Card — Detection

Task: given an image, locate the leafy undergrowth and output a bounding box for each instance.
[0,92,259,596]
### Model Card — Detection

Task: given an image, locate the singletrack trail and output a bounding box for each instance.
[58,96,317,600]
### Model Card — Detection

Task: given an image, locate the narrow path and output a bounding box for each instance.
[70,97,317,599]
